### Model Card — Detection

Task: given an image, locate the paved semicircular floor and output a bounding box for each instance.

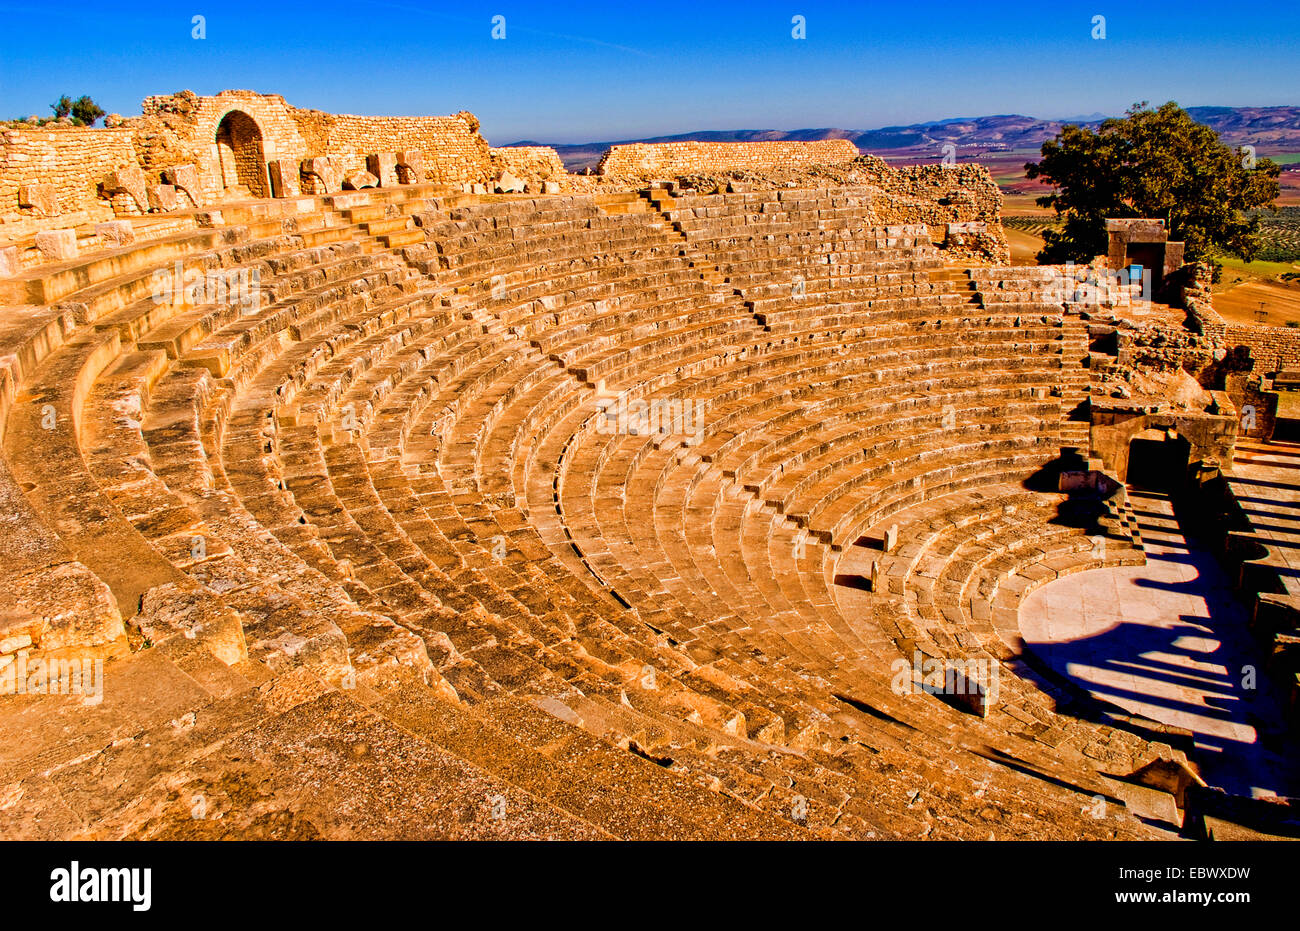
[1019,488,1298,798]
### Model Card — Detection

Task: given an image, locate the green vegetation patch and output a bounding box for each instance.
[1002,216,1062,235]
[1245,207,1300,262]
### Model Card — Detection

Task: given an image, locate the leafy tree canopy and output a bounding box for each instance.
[1025,101,1280,264]
[48,94,106,126]
[71,95,105,126]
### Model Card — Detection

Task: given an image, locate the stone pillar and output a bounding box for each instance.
[146,184,180,212]
[367,153,398,187]
[268,158,301,198]
[395,150,423,184]
[301,157,343,194]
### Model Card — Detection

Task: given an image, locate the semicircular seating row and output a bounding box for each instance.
[0,183,1182,838]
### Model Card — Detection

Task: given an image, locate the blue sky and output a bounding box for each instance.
[1,1,1296,143]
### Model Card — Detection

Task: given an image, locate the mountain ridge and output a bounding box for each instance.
[506,106,1300,172]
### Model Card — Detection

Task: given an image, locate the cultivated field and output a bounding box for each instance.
[1247,207,1300,262]
[1004,225,1046,262]
[1212,277,1300,325]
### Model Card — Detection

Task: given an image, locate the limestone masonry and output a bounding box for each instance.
[597,139,860,178]
[0,88,1295,841]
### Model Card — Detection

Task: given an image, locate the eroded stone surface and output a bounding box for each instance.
[33,229,77,261]
[0,118,1290,840]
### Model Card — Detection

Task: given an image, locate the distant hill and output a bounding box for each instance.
[505,106,1300,172]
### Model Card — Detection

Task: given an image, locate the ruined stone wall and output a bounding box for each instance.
[843,160,1008,264]
[597,140,859,179]
[1173,261,1300,388]
[856,161,1005,244]
[140,90,312,199]
[292,109,491,184]
[0,90,495,231]
[1221,323,1300,374]
[1180,262,1228,343]
[490,146,566,183]
[1224,373,1276,439]
[0,125,137,228]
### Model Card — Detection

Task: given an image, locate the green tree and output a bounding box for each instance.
[1025,102,1280,264]
[50,95,72,120]
[70,95,105,126]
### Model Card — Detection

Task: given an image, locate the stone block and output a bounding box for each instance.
[0,632,31,654]
[0,245,18,278]
[94,220,135,246]
[343,169,379,191]
[268,158,301,198]
[101,167,149,212]
[161,164,203,206]
[17,183,58,217]
[1106,217,1167,240]
[395,150,424,184]
[136,582,247,667]
[34,229,78,262]
[494,171,525,194]
[301,157,343,194]
[542,181,561,195]
[146,184,180,212]
[367,152,398,187]
[0,562,125,654]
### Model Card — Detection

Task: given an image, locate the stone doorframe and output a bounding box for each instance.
[212,109,269,198]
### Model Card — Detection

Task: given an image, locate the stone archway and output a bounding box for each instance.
[215,110,268,198]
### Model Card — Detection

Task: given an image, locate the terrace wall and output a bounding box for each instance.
[489,146,567,184]
[596,140,860,178]
[291,109,491,184]
[0,125,137,229]
[1222,323,1300,373]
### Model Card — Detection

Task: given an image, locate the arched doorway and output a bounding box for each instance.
[215,110,268,198]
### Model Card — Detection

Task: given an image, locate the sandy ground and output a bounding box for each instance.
[1004,227,1045,264]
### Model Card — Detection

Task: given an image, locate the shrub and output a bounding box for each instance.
[48,94,106,126]
[71,96,105,126]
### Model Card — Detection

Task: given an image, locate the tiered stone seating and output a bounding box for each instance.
[0,184,1189,838]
